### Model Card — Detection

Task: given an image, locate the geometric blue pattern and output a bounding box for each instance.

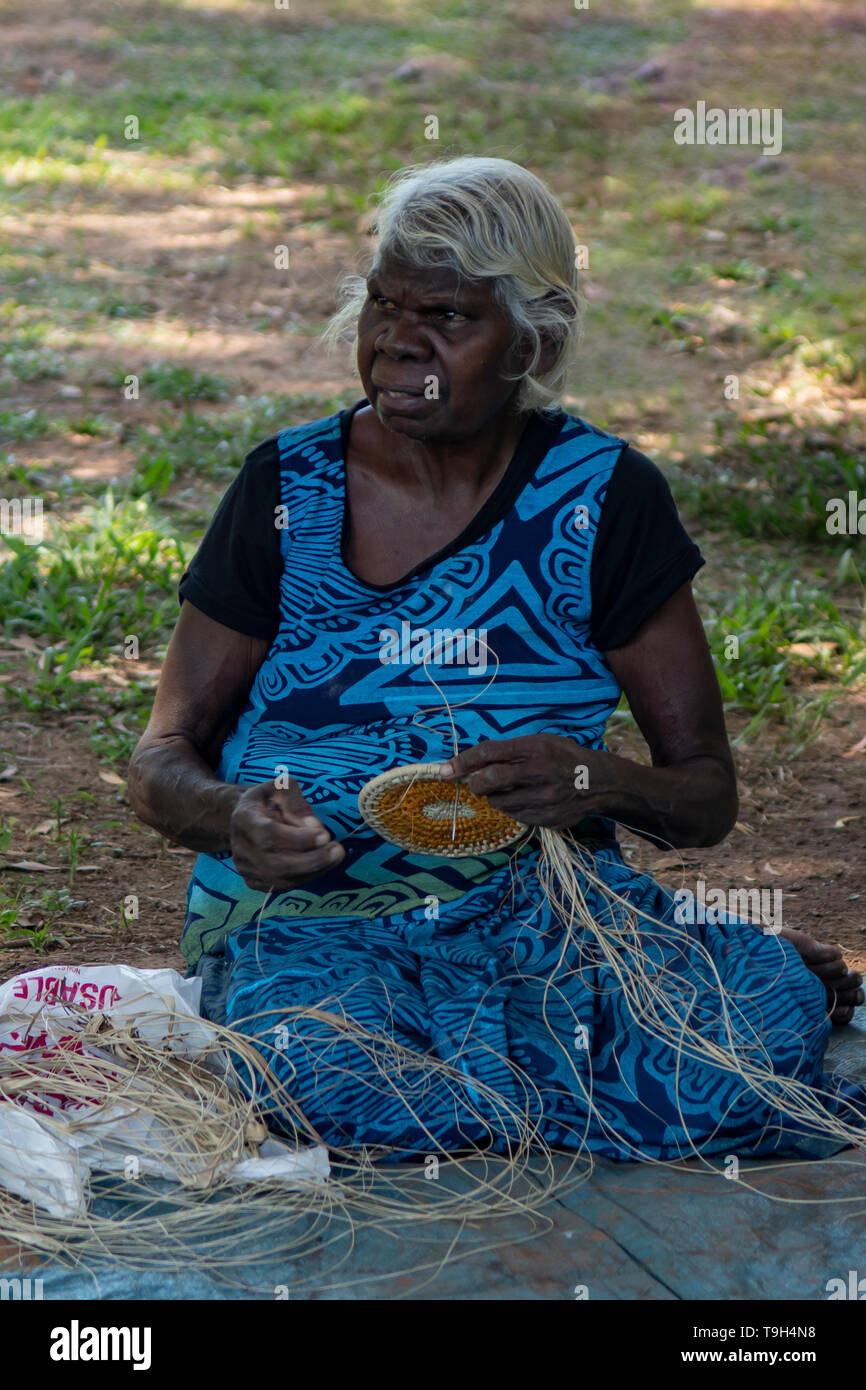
[182,407,626,965]
[224,851,858,1160]
[181,407,865,1158]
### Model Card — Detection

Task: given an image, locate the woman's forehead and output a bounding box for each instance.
[368,254,494,305]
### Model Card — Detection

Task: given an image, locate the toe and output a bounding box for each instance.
[831,1007,855,1026]
[810,958,849,982]
[813,943,843,962]
[828,977,865,1023]
[788,933,842,965]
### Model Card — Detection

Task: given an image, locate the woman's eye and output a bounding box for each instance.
[368,295,466,322]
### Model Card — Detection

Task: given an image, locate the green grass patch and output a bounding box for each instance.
[1,344,66,383]
[696,560,865,749]
[671,420,866,543]
[131,391,357,497]
[0,490,187,755]
[0,489,186,650]
[0,409,55,442]
[129,362,233,403]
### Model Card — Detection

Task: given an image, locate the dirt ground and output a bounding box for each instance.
[0,0,864,985]
[0,695,863,987]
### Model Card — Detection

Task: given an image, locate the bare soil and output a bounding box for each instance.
[0,0,864,985]
[0,697,863,987]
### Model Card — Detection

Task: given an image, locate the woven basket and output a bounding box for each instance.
[358,762,527,858]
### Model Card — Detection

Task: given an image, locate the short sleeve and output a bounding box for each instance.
[177,436,283,640]
[590,445,704,650]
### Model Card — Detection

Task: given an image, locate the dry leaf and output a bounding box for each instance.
[834,815,861,828]
[735,821,754,835]
[785,641,836,660]
[98,770,126,786]
[761,861,782,876]
[31,818,64,835]
[0,860,61,872]
[14,910,43,928]
[0,765,18,781]
[843,734,866,758]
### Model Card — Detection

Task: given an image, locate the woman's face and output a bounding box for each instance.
[356,249,527,440]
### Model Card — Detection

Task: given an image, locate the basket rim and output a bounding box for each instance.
[357,762,528,856]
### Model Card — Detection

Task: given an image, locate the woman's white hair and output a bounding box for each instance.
[322,156,583,412]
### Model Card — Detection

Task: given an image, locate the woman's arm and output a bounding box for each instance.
[590,580,737,847]
[127,601,271,853]
[440,582,738,849]
[128,601,346,887]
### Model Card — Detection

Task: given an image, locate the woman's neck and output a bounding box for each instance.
[350,400,531,500]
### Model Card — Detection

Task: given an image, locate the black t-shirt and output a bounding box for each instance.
[177,402,704,651]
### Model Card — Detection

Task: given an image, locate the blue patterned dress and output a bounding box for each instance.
[181,407,860,1159]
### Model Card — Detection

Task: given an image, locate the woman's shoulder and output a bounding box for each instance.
[523,408,627,511]
[271,400,363,468]
[544,407,627,465]
[241,432,282,474]
[236,404,354,487]
[546,411,677,498]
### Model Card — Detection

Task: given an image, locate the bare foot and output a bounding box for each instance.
[779,926,865,1026]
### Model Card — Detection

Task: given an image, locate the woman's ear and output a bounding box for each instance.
[510,330,557,380]
[536,333,559,378]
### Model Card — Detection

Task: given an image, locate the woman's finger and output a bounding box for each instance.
[235,839,345,889]
[233,807,333,851]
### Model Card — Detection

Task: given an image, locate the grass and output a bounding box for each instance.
[0,489,186,646]
[604,554,865,753]
[132,362,232,403]
[698,562,866,748]
[1,344,66,382]
[0,883,88,950]
[130,391,355,498]
[0,0,863,755]
[0,409,55,442]
[670,418,866,543]
[0,814,91,947]
[0,489,187,759]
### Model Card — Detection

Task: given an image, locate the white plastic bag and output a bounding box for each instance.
[0,963,328,1218]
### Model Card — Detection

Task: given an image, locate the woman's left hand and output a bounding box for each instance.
[439,735,612,828]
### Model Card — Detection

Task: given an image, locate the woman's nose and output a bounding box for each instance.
[375,315,429,357]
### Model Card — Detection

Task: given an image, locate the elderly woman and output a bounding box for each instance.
[128,157,863,1159]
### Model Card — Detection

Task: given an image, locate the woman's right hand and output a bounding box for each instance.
[229,780,346,891]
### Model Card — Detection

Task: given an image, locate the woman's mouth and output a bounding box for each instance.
[375,386,431,409]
